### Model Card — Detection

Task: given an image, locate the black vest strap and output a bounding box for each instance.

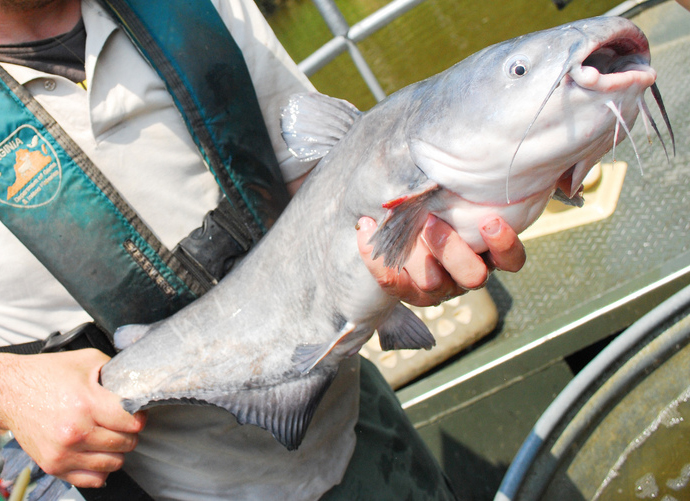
[0,324,115,356]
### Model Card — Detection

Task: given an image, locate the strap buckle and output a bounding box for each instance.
[175,198,253,291]
[40,324,89,353]
[40,323,110,354]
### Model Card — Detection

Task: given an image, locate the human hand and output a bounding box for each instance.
[0,349,146,488]
[357,214,525,307]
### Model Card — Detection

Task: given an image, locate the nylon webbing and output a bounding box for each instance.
[98,0,290,240]
[0,67,208,333]
[0,340,43,355]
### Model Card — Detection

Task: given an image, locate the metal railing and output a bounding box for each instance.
[299,0,427,102]
[297,0,659,103]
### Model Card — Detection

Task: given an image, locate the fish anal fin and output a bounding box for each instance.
[292,321,356,374]
[377,303,435,351]
[281,92,361,162]
[369,180,439,272]
[119,368,340,451]
[208,368,338,450]
[113,324,150,350]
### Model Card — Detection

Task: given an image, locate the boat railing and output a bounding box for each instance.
[299,0,427,102]
[299,0,660,104]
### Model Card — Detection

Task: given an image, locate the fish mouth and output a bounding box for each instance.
[554,25,658,201]
[504,20,660,204]
[569,26,656,92]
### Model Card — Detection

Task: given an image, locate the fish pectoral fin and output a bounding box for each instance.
[113,323,150,350]
[280,92,361,162]
[207,368,338,451]
[292,321,356,374]
[552,187,585,207]
[377,303,436,351]
[369,180,439,272]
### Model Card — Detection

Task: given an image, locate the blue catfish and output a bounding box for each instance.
[100,16,671,450]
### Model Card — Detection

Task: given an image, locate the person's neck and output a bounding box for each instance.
[0,0,82,45]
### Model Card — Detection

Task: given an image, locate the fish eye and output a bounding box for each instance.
[505,55,531,78]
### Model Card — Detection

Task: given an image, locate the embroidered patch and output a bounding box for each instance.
[0,125,61,208]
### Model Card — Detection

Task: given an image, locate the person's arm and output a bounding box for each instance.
[0,350,146,488]
[357,215,525,306]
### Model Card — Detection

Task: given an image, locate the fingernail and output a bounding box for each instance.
[356,217,376,232]
[424,215,447,246]
[482,218,501,236]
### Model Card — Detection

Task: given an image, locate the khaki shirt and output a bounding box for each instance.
[0,0,359,498]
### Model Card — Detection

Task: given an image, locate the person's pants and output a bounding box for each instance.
[322,358,458,500]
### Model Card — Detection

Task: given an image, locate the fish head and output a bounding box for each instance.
[408,16,656,208]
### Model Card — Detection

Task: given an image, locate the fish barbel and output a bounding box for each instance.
[100,16,671,450]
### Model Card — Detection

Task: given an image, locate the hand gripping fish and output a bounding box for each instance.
[100,16,672,450]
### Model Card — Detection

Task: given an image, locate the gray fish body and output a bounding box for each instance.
[101,17,661,449]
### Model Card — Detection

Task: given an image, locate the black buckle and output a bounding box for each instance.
[175,201,253,290]
[40,323,94,353]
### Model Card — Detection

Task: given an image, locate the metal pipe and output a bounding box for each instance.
[345,39,387,102]
[349,0,426,42]
[604,0,667,17]
[495,284,690,501]
[298,36,348,75]
[299,0,427,102]
[311,0,349,36]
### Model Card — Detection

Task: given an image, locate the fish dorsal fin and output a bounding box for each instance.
[281,92,361,162]
[378,303,435,351]
[368,179,439,272]
[113,323,150,350]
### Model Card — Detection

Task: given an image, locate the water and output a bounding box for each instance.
[267,0,623,109]
[593,386,690,500]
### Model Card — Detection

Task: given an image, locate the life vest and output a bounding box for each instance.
[0,0,290,335]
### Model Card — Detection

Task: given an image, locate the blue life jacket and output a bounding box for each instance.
[0,0,290,335]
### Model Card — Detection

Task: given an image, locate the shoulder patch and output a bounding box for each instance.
[0,125,61,208]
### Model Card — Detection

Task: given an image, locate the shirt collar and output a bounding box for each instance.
[82,0,119,84]
[0,0,119,86]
